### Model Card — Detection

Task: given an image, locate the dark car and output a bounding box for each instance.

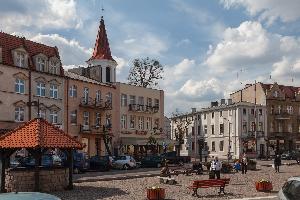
[18,154,61,168]
[141,155,163,168]
[281,150,300,161]
[59,151,89,173]
[89,155,110,171]
[279,176,300,200]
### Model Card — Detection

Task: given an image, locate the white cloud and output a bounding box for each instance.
[176,39,191,47]
[220,0,300,25]
[31,34,92,66]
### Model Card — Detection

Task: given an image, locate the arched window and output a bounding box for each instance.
[106,67,111,82]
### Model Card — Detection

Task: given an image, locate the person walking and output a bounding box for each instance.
[241,153,248,174]
[210,157,222,179]
[274,154,281,173]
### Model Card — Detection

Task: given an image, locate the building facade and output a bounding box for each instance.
[0,32,65,132]
[230,82,300,152]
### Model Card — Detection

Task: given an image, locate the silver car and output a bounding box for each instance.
[278,176,300,200]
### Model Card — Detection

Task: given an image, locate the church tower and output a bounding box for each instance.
[86,16,117,83]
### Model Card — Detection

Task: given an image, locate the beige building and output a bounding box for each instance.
[231,82,300,153]
[0,32,64,132]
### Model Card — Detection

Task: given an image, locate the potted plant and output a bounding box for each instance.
[147,186,165,200]
[255,179,273,192]
[248,159,257,170]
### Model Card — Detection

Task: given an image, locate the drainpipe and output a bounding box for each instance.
[66,78,69,133]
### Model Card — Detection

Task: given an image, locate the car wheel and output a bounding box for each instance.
[157,163,161,168]
[123,164,130,170]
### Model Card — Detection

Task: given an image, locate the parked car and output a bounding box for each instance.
[89,155,111,171]
[73,152,89,173]
[113,155,136,169]
[281,150,300,161]
[278,176,300,200]
[18,154,62,168]
[141,155,163,168]
[161,151,191,164]
[0,192,61,200]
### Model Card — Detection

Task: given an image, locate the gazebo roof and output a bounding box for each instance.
[0,118,83,149]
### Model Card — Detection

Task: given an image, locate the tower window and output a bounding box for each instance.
[106,67,111,82]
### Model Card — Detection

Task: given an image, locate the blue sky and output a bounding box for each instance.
[1,0,300,116]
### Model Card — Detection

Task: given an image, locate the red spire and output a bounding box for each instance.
[89,16,115,62]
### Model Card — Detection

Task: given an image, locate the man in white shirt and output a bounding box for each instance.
[210,157,222,179]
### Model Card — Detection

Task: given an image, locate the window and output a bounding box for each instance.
[154,99,159,108]
[147,98,152,106]
[229,110,233,116]
[204,113,206,119]
[121,94,127,107]
[69,85,77,97]
[36,82,45,97]
[154,118,159,128]
[121,115,127,129]
[106,67,111,82]
[219,111,223,117]
[220,124,224,134]
[204,125,207,134]
[197,125,200,135]
[282,180,300,200]
[70,110,77,124]
[49,84,58,99]
[251,122,256,131]
[197,115,200,120]
[95,113,101,126]
[211,141,215,152]
[243,122,247,133]
[138,96,144,105]
[287,106,293,114]
[96,90,101,103]
[129,95,136,105]
[138,116,144,130]
[106,92,112,103]
[15,79,25,94]
[192,142,195,151]
[258,122,263,131]
[219,141,224,151]
[192,127,195,136]
[273,91,279,97]
[243,108,247,115]
[258,109,263,115]
[16,52,25,67]
[83,111,89,126]
[50,110,58,124]
[278,122,283,132]
[146,117,152,130]
[130,115,136,129]
[251,109,255,115]
[212,112,214,118]
[278,105,281,114]
[288,123,293,133]
[211,125,214,135]
[83,88,89,102]
[270,122,274,132]
[37,57,46,71]
[15,107,24,122]
[49,60,58,74]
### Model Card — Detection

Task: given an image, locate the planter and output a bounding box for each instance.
[248,163,257,170]
[255,180,273,192]
[147,188,165,200]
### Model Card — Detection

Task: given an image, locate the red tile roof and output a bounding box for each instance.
[89,17,115,62]
[0,32,64,75]
[0,118,83,149]
[261,83,300,99]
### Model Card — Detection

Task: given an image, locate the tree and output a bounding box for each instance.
[103,114,113,156]
[172,112,193,156]
[128,57,163,88]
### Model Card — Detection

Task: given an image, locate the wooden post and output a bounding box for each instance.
[0,151,5,193]
[67,149,73,190]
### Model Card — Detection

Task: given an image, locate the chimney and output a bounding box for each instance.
[221,99,225,105]
[211,101,218,107]
[191,108,196,113]
[227,99,232,105]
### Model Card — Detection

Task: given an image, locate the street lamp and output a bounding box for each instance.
[224,117,231,162]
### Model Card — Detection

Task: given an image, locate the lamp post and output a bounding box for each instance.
[27,99,40,119]
[224,117,231,162]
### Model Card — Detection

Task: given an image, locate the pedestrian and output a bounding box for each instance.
[274,154,281,173]
[241,153,248,174]
[210,157,222,179]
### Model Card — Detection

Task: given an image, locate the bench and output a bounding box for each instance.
[157,176,177,185]
[188,178,230,197]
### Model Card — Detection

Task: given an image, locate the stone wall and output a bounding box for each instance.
[5,168,69,192]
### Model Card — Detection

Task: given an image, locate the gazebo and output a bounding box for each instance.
[0,118,83,192]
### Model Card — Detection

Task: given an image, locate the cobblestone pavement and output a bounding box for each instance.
[52,162,299,200]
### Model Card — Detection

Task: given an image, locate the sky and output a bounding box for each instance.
[2,0,300,116]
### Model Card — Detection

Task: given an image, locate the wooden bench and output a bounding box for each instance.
[188,178,230,197]
[157,176,177,185]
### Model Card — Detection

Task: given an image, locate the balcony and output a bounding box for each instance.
[274,111,291,120]
[79,124,106,134]
[128,104,159,113]
[79,97,112,110]
[241,131,265,139]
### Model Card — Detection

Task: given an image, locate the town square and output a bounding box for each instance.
[0,0,299,200]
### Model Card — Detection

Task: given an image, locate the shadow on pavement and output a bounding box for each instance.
[52,185,128,200]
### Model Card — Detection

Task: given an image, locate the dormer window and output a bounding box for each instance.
[37,57,46,72]
[273,91,279,97]
[49,59,58,74]
[16,52,25,67]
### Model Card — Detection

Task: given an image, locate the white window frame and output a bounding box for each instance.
[36,82,46,97]
[70,110,77,124]
[138,116,144,130]
[219,141,224,151]
[69,85,77,97]
[16,52,25,67]
[146,117,152,130]
[39,109,46,119]
[37,57,46,72]
[50,110,58,124]
[49,60,58,74]
[121,114,127,129]
[96,90,101,103]
[129,95,136,105]
[83,111,89,126]
[121,94,127,107]
[130,115,135,129]
[15,78,25,94]
[95,112,101,126]
[287,106,293,114]
[50,84,58,99]
[15,107,25,122]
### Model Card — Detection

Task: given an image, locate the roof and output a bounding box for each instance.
[89,17,115,62]
[0,32,63,75]
[0,118,83,149]
[64,71,114,87]
[261,83,300,99]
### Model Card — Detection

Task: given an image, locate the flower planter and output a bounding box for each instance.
[147,188,165,200]
[248,163,257,170]
[255,180,273,192]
